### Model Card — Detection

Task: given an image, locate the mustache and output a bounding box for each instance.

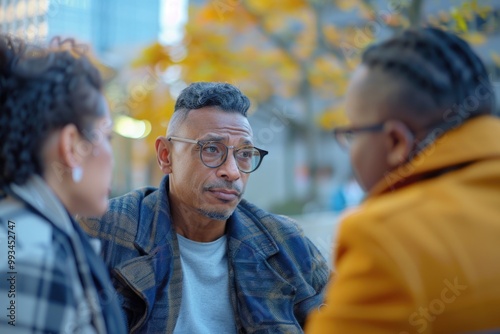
[204,181,243,196]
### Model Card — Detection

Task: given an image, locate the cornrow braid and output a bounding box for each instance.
[361,27,495,120]
[0,34,104,188]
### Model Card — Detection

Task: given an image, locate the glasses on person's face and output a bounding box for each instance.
[167,136,269,174]
[333,123,385,150]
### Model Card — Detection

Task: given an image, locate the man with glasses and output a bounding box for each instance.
[81,82,329,333]
[306,27,500,333]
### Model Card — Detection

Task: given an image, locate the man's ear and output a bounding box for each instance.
[383,120,414,168]
[59,124,84,169]
[155,136,173,174]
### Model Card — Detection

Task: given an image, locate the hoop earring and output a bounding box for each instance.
[72,166,83,183]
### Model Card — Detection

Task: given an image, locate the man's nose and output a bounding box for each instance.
[216,150,241,181]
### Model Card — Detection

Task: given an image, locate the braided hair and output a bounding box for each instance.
[361,27,495,126]
[0,35,104,188]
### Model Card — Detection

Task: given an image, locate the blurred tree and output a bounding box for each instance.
[128,0,498,203]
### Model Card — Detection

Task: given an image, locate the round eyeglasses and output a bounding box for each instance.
[167,136,269,173]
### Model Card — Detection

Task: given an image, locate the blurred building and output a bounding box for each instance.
[48,0,161,62]
[0,0,48,41]
[0,0,161,61]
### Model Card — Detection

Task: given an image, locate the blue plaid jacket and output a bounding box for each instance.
[81,176,329,333]
[0,176,126,334]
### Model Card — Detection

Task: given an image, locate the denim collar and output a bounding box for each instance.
[132,175,280,260]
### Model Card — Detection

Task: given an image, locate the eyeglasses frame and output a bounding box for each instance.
[167,136,269,173]
[332,123,385,149]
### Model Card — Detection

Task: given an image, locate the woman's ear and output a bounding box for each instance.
[384,120,414,168]
[155,136,173,175]
[59,124,85,168]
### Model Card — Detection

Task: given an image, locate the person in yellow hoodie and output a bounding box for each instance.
[305,27,500,334]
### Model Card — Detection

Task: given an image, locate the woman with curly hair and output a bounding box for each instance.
[0,35,126,333]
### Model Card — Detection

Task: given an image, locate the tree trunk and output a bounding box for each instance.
[300,68,319,202]
[408,0,425,28]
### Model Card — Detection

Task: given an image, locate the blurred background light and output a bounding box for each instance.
[114,115,152,139]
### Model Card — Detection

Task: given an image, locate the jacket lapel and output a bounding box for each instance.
[112,176,182,333]
[228,207,300,331]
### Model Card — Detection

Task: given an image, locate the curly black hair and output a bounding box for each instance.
[361,27,495,124]
[0,34,104,187]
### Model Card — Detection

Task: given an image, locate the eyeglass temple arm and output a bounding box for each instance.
[257,148,269,157]
[167,136,200,145]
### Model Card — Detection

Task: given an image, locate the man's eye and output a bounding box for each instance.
[239,150,252,158]
[237,148,255,159]
[203,144,221,154]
